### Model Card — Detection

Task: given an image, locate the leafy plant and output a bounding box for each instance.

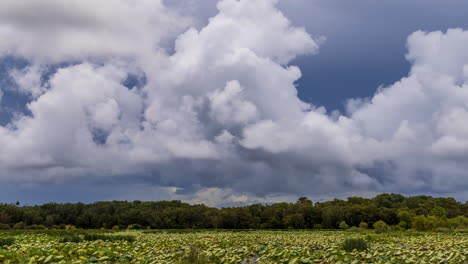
[373,220,390,234]
[341,238,369,252]
[339,221,350,230]
[0,237,15,247]
[390,225,405,232]
[178,246,210,264]
[127,224,144,230]
[359,222,368,229]
[0,230,467,263]
[60,234,83,243]
[83,233,135,242]
[12,222,25,229]
[27,224,47,230]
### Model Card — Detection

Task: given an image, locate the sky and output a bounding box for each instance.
[1,0,468,206]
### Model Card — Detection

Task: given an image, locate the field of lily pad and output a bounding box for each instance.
[0,230,467,263]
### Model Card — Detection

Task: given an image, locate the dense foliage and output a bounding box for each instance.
[340,238,369,252]
[0,230,467,263]
[0,194,467,230]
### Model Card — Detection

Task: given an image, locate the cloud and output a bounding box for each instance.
[0,0,188,62]
[0,0,468,204]
[208,80,258,126]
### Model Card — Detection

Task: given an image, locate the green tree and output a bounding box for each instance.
[430,206,447,219]
[283,213,305,229]
[411,215,444,231]
[412,215,428,231]
[297,197,312,205]
[397,210,413,224]
[398,221,408,229]
[447,216,468,229]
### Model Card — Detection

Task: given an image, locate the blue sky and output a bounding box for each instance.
[1,0,468,206]
[167,0,468,111]
[288,0,468,111]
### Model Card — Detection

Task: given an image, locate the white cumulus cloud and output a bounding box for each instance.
[0,0,467,204]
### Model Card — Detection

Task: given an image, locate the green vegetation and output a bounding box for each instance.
[373,220,390,234]
[340,238,369,252]
[338,221,349,230]
[0,194,467,231]
[0,237,15,247]
[0,230,466,263]
[60,234,83,243]
[359,222,368,229]
[83,233,135,242]
[178,246,210,264]
[59,232,136,243]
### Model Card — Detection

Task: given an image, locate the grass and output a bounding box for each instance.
[341,238,370,252]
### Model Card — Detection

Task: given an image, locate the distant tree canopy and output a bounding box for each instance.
[0,194,466,230]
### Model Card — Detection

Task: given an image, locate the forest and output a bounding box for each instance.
[0,194,467,231]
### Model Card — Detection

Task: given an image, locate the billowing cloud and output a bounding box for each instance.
[0,0,188,62]
[0,0,467,205]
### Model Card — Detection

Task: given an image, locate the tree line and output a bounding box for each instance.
[0,194,467,231]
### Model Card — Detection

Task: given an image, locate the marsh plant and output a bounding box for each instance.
[178,246,210,264]
[0,237,15,247]
[341,238,370,252]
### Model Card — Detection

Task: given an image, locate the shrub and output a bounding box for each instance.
[341,238,369,252]
[0,223,10,230]
[0,237,16,247]
[12,222,25,229]
[127,224,144,230]
[65,225,77,230]
[373,220,390,234]
[390,225,404,232]
[405,228,419,234]
[411,216,427,231]
[28,224,47,230]
[112,225,120,230]
[398,221,408,229]
[359,222,368,229]
[348,226,363,232]
[179,246,210,264]
[447,216,468,229]
[412,215,444,231]
[313,224,323,229]
[339,221,349,230]
[60,235,83,243]
[434,227,451,233]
